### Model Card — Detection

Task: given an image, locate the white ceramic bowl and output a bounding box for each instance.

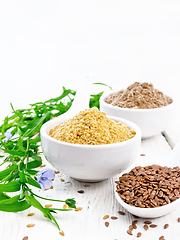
[115,190,180,218]
[40,115,141,182]
[100,91,175,139]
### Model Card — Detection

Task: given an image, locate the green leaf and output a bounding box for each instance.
[17,138,26,152]
[19,171,26,183]
[25,194,58,227]
[0,181,21,192]
[27,160,42,169]
[26,169,39,175]
[29,151,42,162]
[26,176,41,189]
[90,92,104,109]
[0,195,31,212]
[0,148,25,157]
[0,192,10,200]
[0,165,18,181]
[93,82,113,90]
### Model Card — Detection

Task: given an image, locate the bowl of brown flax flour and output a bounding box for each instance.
[100,82,175,139]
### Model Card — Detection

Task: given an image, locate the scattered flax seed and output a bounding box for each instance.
[40,164,46,167]
[140,154,146,156]
[118,211,125,215]
[150,224,158,228]
[83,184,90,187]
[61,178,65,182]
[50,186,53,189]
[111,216,118,220]
[129,225,134,231]
[45,204,52,208]
[144,225,149,230]
[103,215,109,220]
[132,224,137,229]
[164,224,169,229]
[27,213,35,217]
[59,230,65,236]
[137,232,142,238]
[127,229,133,235]
[105,222,109,227]
[144,221,152,224]
[63,204,67,209]
[178,217,180,222]
[54,170,60,174]
[159,236,165,240]
[132,220,138,225]
[26,224,35,228]
[75,207,82,212]
[77,190,84,194]
[23,237,28,240]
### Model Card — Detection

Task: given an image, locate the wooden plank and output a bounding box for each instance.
[2,133,180,240]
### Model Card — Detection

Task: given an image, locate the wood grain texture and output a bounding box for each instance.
[1,116,180,240]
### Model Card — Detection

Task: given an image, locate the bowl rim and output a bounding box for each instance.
[100,90,175,113]
[114,191,180,215]
[40,114,141,149]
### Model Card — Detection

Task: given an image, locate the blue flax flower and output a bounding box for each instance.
[37,169,55,190]
[3,131,12,142]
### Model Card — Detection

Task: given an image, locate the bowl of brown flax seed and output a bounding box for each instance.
[100,82,175,139]
[115,164,180,218]
[40,107,141,182]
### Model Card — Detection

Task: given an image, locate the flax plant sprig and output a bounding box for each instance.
[0,83,110,230]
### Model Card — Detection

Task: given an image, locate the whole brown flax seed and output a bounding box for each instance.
[150,224,158,228]
[132,220,138,225]
[178,217,180,222]
[26,224,35,228]
[27,213,35,216]
[105,222,109,227]
[45,204,52,208]
[22,237,28,240]
[40,164,46,167]
[59,230,65,236]
[129,225,134,231]
[111,216,118,220]
[164,224,169,229]
[83,184,90,187]
[103,215,109,220]
[127,229,133,235]
[159,236,165,240]
[77,190,84,194]
[75,207,82,212]
[144,221,152,224]
[63,204,67,209]
[144,224,149,230]
[137,232,142,238]
[118,211,125,215]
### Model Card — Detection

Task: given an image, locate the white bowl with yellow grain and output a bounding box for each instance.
[40,107,141,182]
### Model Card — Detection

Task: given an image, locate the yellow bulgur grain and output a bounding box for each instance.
[49,107,136,145]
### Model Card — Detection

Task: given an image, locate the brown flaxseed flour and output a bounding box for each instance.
[104,82,172,109]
